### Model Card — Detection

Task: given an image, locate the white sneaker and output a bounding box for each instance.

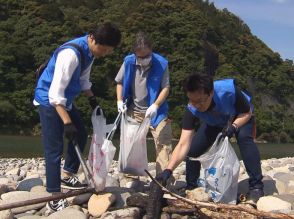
[46,199,69,212]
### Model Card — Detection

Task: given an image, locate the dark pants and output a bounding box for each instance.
[186,117,263,190]
[39,105,87,193]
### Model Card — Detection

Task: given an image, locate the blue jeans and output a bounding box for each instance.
[39,105,87,193]
[186,117,263,190]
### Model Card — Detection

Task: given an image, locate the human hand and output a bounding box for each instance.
[88,96,98,110]
[155,169,172,186]
[117,100,127,113]
[222,123,238,138]
[64,123,77,142]
[145,104,158,118]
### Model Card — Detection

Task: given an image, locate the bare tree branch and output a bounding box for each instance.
[145,169,294,219]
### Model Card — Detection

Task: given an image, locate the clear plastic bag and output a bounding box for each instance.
[195,133,240,204]
[88,107,116,191]
[118,113,150,176]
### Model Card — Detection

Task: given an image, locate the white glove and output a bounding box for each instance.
[117,100,127,113]
[145,104,158,118]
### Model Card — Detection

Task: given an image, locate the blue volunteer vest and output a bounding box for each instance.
[34,35,94,108]
[122,53,169,127]
[187,79,251,127]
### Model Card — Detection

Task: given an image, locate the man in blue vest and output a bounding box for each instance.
[34,22,121,212]
[156,73,264,203]
[115,31,172,175]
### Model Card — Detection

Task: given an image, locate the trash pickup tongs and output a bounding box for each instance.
[106,111,122,141]
[73,111,122,188]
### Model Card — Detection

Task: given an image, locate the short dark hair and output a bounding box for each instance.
[89,22,121,47]
[183,73,214,95]
[133,31,152,51]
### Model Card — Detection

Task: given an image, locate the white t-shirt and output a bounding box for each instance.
[34,48,93,108]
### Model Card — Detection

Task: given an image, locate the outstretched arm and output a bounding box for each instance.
[167,129,195,171]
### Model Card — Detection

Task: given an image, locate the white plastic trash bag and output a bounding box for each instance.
[195,133,240,204]
[118,113,150,176]
[88,107,116,191]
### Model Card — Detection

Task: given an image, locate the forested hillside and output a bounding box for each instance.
[0,0,293,142]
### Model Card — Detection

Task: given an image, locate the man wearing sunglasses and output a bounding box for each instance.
[115,31,172,175]
[156,73,264,203]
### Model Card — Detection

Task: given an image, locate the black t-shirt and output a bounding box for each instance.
[181,86,250,130]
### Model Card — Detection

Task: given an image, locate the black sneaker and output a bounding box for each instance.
[61,175,87,190]
[46,199,69,212]
[247,188,264,203]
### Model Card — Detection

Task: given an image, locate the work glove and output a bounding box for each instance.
[145,103,158,119]
[64,123,77,142]
[155,169,172,186]
[88,96,101,115]
[117,100,127,113]
[88,96,99,110]
[222,123,238,138]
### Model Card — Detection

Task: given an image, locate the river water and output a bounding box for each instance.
[0,135,293,161]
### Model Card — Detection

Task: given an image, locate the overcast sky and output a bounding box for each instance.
[210,0,294,60]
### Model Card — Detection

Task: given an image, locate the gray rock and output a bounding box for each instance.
[19,170,27,178]
[271,163,282,168]
[25,174,40,179]
[104,187,134,208]
[126,192,148,208]
[172,180,187,190]
[160,212,171,219]
[16,178,43,191]
[0,184,9,196]
[185,187,211,202]
[275,178,291,194]
[115,192,132,208]
[81,208,89,217]
[17,216,42,219]
[105,175,119,187]
[273,194,294,208]
[100,207,141,219]
[0,200,14,219]
[262,166,273,172]
[71,192,93,205]
[171,214,185,219]
[274,172,294,182]
[0,177,10,185]
[6,168,20,176]
[34,206,47,216]
[30,186,46,193]
[1,191,49,214]
[47,208,87,219]
[257,196,292,212]
[263,178,279,195]
[14,213,37,218]
[238,176,278,196]
[10,174,23,182]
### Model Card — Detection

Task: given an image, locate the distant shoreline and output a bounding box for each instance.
[147,137,268,144]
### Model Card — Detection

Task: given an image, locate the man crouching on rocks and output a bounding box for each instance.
[156,73,264,203]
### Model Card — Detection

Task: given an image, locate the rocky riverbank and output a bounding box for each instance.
[0,157,294,218]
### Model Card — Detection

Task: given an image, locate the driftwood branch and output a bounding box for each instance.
[0,187,96,211]
[145,169,294,219]
[162,206,198,214]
